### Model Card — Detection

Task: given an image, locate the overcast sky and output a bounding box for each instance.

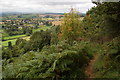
[1,0,96,13]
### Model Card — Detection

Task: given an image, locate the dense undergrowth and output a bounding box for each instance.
[3,41,98,79]
[93,37,120,78]
[2,2,120,79]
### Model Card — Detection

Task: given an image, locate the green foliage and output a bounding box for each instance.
[3,41,96,79]
[2,39,27,59]
[3,3,120,79]
[50,26,60,45]
[83,2,120,42]
[15,39,26,46]
[30,30,51,51]
[8,41,12,49]
[44,21,52,26]
[93,37,120,78]
[25,28,32,36]
[60,8,82,43]
[2,30,52,60]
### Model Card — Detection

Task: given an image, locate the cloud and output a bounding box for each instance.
[1,0,96,13]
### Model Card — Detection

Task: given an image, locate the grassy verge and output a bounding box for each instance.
[92,54,120,78]
[92,40,120,78]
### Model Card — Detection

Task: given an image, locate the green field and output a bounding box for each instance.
[42,18,54,20]
[33,26,51,32]
[21,36,30,41]
[2,26,51,47]
[2,34,26,47]
[3,35,26,40]
[2,39,17,47]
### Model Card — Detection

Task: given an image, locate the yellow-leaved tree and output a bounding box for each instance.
[59,8,83,43]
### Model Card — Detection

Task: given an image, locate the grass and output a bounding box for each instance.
[2,39,17,47]
[33,26,51,32]
[92,54,120,78]
[3,35,26,40]
[2,25,51,47]
[21,36,30,41]
[42,18,54,20]
[1,30,9,37]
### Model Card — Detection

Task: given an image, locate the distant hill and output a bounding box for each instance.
[44,13,86,17]
[1,12,22,17]
[1,12,86,17]
[44,13,64,15]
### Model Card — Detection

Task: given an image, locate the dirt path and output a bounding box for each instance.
[85,54,99,80]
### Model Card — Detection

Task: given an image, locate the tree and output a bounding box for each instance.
[101,2,120,38]
[8,41,12,49]
[59,8,82,44]
[30,30,51,51]
[82,2,120,43]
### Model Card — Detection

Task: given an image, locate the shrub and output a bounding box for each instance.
[3,41,95,79]
[93,37,120,78]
